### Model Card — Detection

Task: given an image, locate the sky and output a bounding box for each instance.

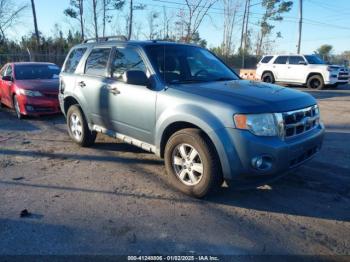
[9,0,350,54]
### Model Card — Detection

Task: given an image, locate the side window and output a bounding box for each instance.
[111,47,147,80]
[63,47,87,73]
[85,48,111,76]
[261,56,273,63]
[274,56,288,64]
[0,65,9,77]
[4,65,12,77]
[289,56,305,65]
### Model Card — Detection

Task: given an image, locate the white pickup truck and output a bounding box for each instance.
[256,54,349,89]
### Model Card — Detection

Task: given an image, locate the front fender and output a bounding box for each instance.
[155,104,238,179]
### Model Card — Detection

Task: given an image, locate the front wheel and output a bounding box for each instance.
[262,72,275,83]
[13,95,23,119]
[164,128,222,198]
[67,105,96,147]
[307,75,324,90]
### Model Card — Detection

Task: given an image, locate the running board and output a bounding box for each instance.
[92,125,156,153]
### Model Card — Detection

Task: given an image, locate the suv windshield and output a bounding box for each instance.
[304,55,326,65]
[144,44,238,84]
[15,64,60,80]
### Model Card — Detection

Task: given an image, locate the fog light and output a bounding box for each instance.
[251,155,273,171]
[253,156,263,169]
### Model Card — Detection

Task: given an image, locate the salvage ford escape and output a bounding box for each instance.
[59,36,325,197]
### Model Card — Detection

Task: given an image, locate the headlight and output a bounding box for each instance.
[234,113,278,136]
[18,89,43,97]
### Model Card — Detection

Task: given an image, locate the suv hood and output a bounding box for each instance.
[15,79,59,93]
[171,80,316,113]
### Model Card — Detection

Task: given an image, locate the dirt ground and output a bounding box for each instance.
[0,85,349,257]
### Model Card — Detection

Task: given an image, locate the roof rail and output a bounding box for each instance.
[82,35,128,43]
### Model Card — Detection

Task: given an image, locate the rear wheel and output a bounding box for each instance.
[262,72,275,83]
[307,75,324,90]
[13,95,23,119]
[67,105,96,147]
[164,128,222,198]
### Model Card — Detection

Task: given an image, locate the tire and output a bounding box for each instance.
[164,128,223,198]
[307,75,324,90]
[13,95,23,119]
[67,105,96,147]
[262,72,275,83]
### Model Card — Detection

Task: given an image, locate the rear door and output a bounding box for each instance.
[272,56,289,81]
[287,56,308,82]
[105,46,157,144]
[75,47,113,127]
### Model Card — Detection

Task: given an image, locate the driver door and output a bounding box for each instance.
[106,46,157,144]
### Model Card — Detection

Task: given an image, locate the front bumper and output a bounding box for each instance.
[325,73,349,84]
[17,95,61,116]
[215,124,325,183]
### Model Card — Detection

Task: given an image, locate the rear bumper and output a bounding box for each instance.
[17,95,61,116]
[212,124,325,183]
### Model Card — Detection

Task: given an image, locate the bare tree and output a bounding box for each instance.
[161,6,174,40]
[102,0,125,37]
[255,0,293,56]
[64,0,85,40]
[147,11,159,40]
[181,0,218,42]
[222,0,240,57]
[0,0,27,40]
[126,0,145,40]
[92,0,98,39]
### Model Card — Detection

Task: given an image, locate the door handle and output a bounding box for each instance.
[78,81,86,88]
[106,85,120,95]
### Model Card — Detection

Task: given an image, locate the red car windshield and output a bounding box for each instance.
[14,64,60,80]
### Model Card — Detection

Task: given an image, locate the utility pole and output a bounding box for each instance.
[128,0,133,40]
[30,0,40,46]
[239,0,248,52]
[242,0,250,69]
[297,0,303,54]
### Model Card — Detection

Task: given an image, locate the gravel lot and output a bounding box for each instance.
[0,85,350,257]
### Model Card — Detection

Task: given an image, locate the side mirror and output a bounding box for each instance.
[2,75,13,81]
[123,70,149,86]
[298,61,307,65]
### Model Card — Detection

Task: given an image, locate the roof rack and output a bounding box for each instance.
[82,35,128,43]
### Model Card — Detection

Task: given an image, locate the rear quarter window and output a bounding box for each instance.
[260,56,273,63]
[62,47,87,73]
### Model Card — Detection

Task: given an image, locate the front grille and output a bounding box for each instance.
[282,105,320,139]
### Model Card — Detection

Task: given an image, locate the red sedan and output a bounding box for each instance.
[0,62,61,119]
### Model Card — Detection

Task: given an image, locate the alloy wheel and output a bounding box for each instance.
[70,113,83,141]
[172,143,204,186]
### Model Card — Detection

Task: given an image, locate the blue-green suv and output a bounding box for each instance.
[59,36,325,197]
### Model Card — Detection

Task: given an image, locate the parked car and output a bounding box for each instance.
[0,62,61,119]
[59,37,325,197]
[256,54,349,89]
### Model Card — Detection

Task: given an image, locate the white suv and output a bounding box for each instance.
[256,54,349,89]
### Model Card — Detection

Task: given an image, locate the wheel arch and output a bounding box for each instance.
[261,70,275,81]
[63,95,92,126]
[306,72,324,84]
